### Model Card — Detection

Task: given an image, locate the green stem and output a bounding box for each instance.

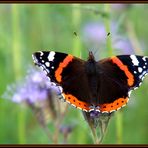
[103,4,113,56]
[72,4,81,57]
[12,4,26,144]
[103,4,123,144]
[116,111,122,144]
[90,125,99,144]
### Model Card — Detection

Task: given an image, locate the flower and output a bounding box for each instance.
[83,111,113,144]
[4,66,60,104]
[113,37,134,55]
[82,23,106,46]
[82,22,135,57]
[3,66,62,124]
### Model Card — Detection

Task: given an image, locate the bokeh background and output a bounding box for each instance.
[0,4,148,144]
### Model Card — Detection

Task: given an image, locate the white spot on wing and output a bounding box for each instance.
[39,51,43,56]
[72,104,76,108]
[128,90,132,97]
[138,67,143,73]
[77,107,82,110]
[48,51,55,61]
[127,98,129,102]
[143,57,147,61]
[130,55,139,66]
[66,100,70,104]
[96,109,100,112]
[116,107,121,111]
[110,110,115,113]
[102,111,109,113]
[83,109,88,112]
[45,62,50,67]
[58,86,63,93]
[122,104,126,108]
[89,109,94,112]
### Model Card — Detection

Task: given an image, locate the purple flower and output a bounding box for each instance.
[82,22,135,55]
[113,37,134,55]
[82,23,106,45]
[2,66,62,125]
[3,66,61,104]
[59,125,73,135]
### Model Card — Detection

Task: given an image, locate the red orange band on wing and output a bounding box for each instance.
[63,93,128,113]
[99,97,128,112]
[62,93,90,111]
[111,56,134,86]
[55,55,73,83]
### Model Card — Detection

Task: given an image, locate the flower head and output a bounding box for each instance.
[4,66,60,104]
[82,22,135,57]
[3,66,62,124]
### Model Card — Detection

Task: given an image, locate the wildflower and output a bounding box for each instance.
[83,111,113,144]
[59,125,74,143]
[3,66,61,125]
[82,22,135,58]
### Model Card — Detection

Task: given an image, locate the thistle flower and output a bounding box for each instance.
[3,66,61,125]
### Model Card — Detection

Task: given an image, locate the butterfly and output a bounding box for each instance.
[32,51,148,113]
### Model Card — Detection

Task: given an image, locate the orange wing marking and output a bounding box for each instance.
[62,93,90,112]
[99,97,129,113]
[111,56,134,86]
[55,55,73,83]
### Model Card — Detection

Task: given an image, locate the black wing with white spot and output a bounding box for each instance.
[117,55,148,90]
[32,51,69,83]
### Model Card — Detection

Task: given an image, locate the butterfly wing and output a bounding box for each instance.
[97,55,148,113]
[32,51,92,111]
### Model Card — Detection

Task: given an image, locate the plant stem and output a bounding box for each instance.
[90,124,100,144]
[103,4,123,144]
[116,111,122,144]
[53,104,69,144]
[72,4,81,57]
[104,4,113,56]
[12,4,26,144]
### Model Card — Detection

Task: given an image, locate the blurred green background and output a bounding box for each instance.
[0,4,148,144]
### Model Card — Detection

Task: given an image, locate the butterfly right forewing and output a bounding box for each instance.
[97,55,148,113]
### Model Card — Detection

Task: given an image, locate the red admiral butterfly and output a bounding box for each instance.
[32,51,148,113]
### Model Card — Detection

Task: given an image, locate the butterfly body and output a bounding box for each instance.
[32,51,148,113]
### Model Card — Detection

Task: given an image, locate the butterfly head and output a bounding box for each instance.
[88,51,95,61]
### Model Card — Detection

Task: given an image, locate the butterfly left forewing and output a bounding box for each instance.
[32,51,71,83]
